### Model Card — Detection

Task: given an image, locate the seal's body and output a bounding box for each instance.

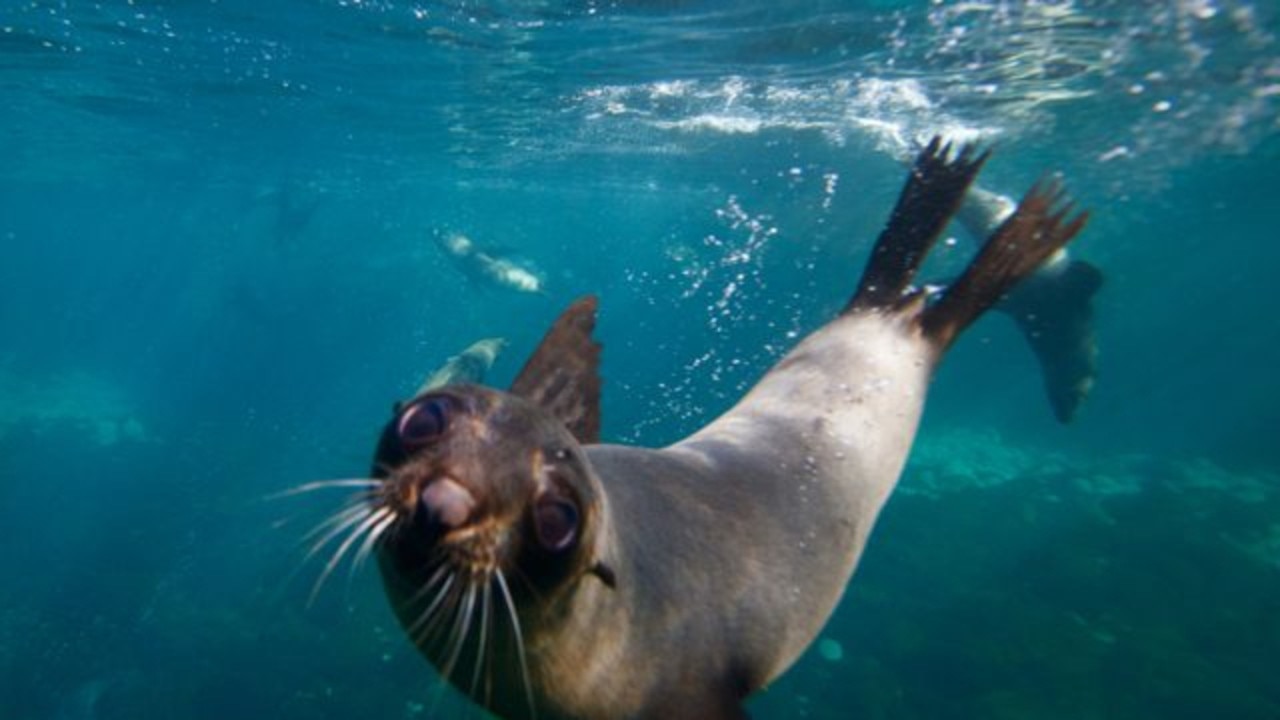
[358,140,1089,719]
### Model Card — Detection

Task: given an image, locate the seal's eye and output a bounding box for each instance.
[533,493,579,552]
[396,396,452,447]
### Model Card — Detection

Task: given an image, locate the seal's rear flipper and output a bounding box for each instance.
[922,179,1089,351]
[848,137,989,313]
[998,259,1104,422]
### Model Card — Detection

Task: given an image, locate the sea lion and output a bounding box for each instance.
[958,184,1104,423]
[416,337,508,396]
[435,231,547,294]
[255,179,324,249]
[333,139,1088,719]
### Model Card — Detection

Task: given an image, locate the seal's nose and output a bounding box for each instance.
[420,477,476,530]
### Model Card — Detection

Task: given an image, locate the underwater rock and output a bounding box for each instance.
[0,365,153,446]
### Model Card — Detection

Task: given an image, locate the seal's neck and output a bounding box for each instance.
[514,483,631,713]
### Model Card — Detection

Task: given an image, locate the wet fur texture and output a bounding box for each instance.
[348,140,1089,720]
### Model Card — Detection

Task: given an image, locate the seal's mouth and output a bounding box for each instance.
[397,483,510,583]
[375,467,513,579]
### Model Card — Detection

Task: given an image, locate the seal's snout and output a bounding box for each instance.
[420,477,476,530]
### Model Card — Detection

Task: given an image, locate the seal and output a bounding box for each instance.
[958,184,1104,423]
[435,230,547,294]
[334,139,1089,719]
[416,337,508,395]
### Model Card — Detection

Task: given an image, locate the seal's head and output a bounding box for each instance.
[372,383,606,601]
[364,297,610,715]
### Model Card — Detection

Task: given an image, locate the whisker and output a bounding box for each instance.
[271,501,366,600]
[440,583,478,684]
[266,478,381,501]
[403,560,451,611]
[301,503,371,548]
[508,564,549,607]
[272,490,374,547]
[350,511,398,580]
[496,569,537,720]
[484,575,497,711]
[409,571,458,643]
[425,580,465,720]
[299,519,367,600]
[469,576,493,701]
[308,507,390,606]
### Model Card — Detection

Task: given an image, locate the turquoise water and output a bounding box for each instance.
[2,1,1278,718]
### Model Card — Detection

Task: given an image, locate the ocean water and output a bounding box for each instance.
[1,1,1277,718]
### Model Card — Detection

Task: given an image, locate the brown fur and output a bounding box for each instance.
[365,139,1089,719]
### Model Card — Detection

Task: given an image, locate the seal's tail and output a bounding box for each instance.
[846,137,1089,356]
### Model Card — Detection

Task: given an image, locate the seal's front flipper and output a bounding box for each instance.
[922,179,1089,351]
[997,258,1103,422]
[510,296,602,443]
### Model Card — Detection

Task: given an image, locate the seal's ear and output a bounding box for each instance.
[590,560,617,589]
[510,296,602,444]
